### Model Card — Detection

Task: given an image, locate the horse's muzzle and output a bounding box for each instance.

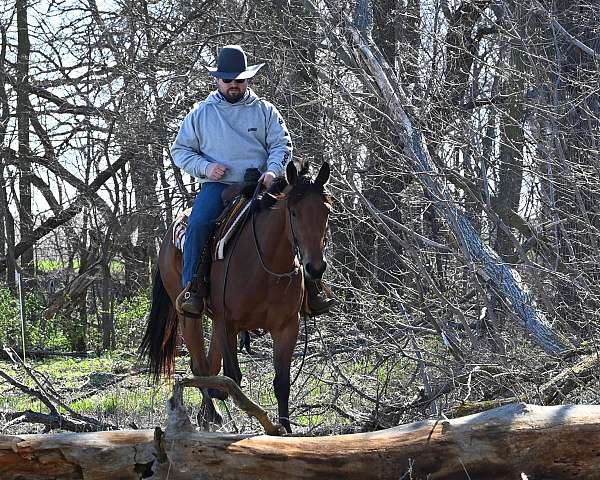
[304,260,327,280]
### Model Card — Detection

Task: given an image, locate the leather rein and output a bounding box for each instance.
[250,183,301,284]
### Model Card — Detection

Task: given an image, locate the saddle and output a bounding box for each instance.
[172,186,253,257]
[173,168,261,259]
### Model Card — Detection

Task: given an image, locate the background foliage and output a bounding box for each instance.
[1,0,600,433]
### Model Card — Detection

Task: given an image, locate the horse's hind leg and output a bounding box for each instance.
[271,318,300,433]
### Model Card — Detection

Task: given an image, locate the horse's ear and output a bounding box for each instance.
[314,162,330,187]
[286,161,298,186]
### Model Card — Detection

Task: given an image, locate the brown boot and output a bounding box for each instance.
[176,277,207,317]
[177,242,213,317]
[304,279,336,316]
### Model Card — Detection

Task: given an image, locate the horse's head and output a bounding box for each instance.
[285,161,331,280]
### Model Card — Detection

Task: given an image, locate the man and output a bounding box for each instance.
[171,45,334,317]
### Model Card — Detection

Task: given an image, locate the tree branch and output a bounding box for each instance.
[315,0,568,354]
[532,0,600,60]
[0,148,132,273]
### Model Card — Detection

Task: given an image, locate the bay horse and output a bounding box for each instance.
[140,160,331,432]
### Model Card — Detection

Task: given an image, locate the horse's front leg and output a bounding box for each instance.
[222,325,242,386]
[180,313,222,429]
[204,321,228,401]
[180,313,210,376]
[271,317,300,433]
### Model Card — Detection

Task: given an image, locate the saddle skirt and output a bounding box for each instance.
[172,195,251,259]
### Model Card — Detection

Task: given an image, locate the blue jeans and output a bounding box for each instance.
[182,182,228,287]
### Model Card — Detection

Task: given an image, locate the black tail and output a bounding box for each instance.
[140,268,179,382]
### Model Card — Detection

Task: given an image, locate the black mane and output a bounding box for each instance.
[256,160,324,210]
[298,159,309,177]
[257,175,287,210]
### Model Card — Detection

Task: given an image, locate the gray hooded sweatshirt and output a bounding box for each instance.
[171,89,292,184]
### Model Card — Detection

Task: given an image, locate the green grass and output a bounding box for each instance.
[34,355,120,386]
[0,343,410,434]
[35,258,123,275]
[36,259,65,273]
[0,351,217,431]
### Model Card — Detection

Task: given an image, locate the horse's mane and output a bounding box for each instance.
[257,160,314,211]
[257,177,287,210]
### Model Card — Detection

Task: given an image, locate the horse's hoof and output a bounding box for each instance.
[197,408,222,430]
[208,388,229,401]
[197,396,223,431]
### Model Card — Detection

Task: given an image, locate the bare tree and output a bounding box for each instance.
[2,0,600,435]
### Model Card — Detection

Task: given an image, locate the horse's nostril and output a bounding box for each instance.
[304,263,312,277]
[305,263,314,279]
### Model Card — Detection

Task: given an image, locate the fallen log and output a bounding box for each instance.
[1,403,599,480]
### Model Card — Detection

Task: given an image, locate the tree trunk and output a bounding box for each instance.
[543,0,600,332]
[101,262,114,350]
[73,223,90,352]
[1,404,599,479]
[16,0,33,277]
[365,0,413,295]
[492,3,525,265]
[0,169,16,290]
[0,26,16,290]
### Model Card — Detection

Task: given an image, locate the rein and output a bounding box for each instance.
[250,188,301,284]
[290,313,309,387]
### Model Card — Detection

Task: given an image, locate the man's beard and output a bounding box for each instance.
[224,89,244,103]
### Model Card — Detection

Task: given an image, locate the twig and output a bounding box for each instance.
[0,369,58,417]
[532,0,600,60]
[0,409,97,433]
[1,347,117,432]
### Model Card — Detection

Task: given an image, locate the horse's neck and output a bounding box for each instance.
[253,201,295,264]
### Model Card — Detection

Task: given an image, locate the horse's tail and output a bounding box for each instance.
[140,267,179,382]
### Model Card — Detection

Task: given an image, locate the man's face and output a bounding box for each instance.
[217,78,248,102]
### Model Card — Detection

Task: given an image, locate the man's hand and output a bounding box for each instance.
[206,163,227,181]
[260,171,277,189]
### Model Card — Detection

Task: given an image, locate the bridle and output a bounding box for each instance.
[250,184,301,285]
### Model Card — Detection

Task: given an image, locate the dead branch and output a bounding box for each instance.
[180,376,286,436]
[0,349,117,432]
[43,260,101,319]
[320,0,569,355]
[540,354,600,404]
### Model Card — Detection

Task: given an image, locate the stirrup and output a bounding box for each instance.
[304,280,336,317]
[176,284,205,318]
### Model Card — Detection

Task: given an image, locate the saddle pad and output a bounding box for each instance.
[172,208,192,252]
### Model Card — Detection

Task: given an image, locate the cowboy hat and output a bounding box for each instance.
[206,45,265,80]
